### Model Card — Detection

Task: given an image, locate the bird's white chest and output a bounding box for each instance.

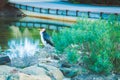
[40,32,47,46]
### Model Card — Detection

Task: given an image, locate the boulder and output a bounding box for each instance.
[21,65,47,75]
[0,65,17,74]
[0,55,10,65]
[19,73,51,80]
[0,72,51,80]
[0,64,63,80]
[60,67,79,78]
[38,64,64,80]
[21,64,64,80]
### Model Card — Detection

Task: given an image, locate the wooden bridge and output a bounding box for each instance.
[8,2,120,20]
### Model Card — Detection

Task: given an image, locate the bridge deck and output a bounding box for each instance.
[9,1,120,14]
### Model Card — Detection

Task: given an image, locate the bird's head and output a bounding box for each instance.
[38,28,46,33]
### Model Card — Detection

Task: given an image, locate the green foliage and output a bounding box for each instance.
[68,0,120,5]
[65,46,80,64]
[107,16,120,73]
[52,15,120,74]
[83,52,113,74]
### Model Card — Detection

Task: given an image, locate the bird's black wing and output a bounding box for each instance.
[43,31,54,46]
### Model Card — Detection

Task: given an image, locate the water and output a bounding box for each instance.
[0,16,71,60]
[0,24,40,50]
[0,16,69,51]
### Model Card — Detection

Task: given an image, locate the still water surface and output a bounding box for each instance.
[0,17,70,51]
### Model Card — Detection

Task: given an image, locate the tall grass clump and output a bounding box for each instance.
[52,16,120,74]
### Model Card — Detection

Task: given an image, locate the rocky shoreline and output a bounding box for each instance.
[1,47,120,80]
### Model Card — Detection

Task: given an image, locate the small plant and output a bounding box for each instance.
[5,38,40,68]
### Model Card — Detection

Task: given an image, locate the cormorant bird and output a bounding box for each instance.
[39,28,54,47]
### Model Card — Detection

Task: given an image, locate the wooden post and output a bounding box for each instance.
[32,7,34,12]
[39,8,41,13]
[100,12,103,19]
[88,11,90,18]
[26,5,27,10]
[19,4,21,9]
[66,10,68,16]
[48,8,50,14]
[56,9,59,15]
[32,22,34,28]
[76,10,79,17]
[57,26,59,31]
[26,22,28,27]
[20,22,21,26]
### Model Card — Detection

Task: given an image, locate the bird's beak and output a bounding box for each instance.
[38,28,46,31]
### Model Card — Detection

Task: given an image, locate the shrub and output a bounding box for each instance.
[52,15,120,74]
[4,38,40,68]
[68,0,120,5]
[83,52,113,74]
[107,16,120,73]
[65,45,80,64]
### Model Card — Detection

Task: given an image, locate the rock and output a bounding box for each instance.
[21,64,64,80]
[18,73,51,80]
[60,61,71,68]
[0,75,5,80]
[60,67,79,78]
[38,58,59,67]
[0,72,51,80]
[21,65,47,75]
[0,64,63,80]
[72,74,118,80]
[0,65,19,80]
[38,63,64,80]
[0,55,11,65]
[0,65,17,74]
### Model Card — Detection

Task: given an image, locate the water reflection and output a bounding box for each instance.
[0,25,41,50]
[0,17,60,51]
[5,38,39,59]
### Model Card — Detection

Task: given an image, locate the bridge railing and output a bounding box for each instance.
[10,21,71,31]
[8,3,120,20]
